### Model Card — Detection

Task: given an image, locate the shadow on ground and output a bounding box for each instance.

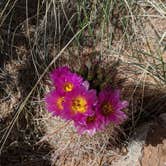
[0,109,53,166]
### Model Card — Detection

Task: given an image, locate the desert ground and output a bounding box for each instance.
[0,0,166,166]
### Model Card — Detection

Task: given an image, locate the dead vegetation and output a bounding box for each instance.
[0,0,166,166]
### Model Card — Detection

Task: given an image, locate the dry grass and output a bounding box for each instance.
[0,0,166,165]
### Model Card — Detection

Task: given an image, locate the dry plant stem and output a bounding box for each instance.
[0,0,18,28]
[0,23,89,155]
[36,121,71,144]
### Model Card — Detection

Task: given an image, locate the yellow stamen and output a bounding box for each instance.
[64,82,74,92]
[101,103,113,116]
[86,116,96,124]
[71,96,87,114]
[56,97,64,110]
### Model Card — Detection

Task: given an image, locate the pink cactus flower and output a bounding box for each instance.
[97,88,128,126]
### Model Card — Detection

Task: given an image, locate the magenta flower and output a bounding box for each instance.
[45,90,65,118]
[74,112,103,135]
[45,66,129,136]
[97,88,128,126]
[63,87,97,121]
[82,80,90,90]
[50,66,71,84]
[50,66,83,94]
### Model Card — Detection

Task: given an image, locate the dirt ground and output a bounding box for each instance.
[141,114,166,166]
[112,113,166,166]
[0,1,166,166]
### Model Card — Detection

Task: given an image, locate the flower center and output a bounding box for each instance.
[101,103,113,116]
[71,96,87,114]
[56,97,64,110]
[86,115,96,124]
[64,82,74,92]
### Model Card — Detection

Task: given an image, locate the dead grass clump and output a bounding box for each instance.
[0,0,166,165]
